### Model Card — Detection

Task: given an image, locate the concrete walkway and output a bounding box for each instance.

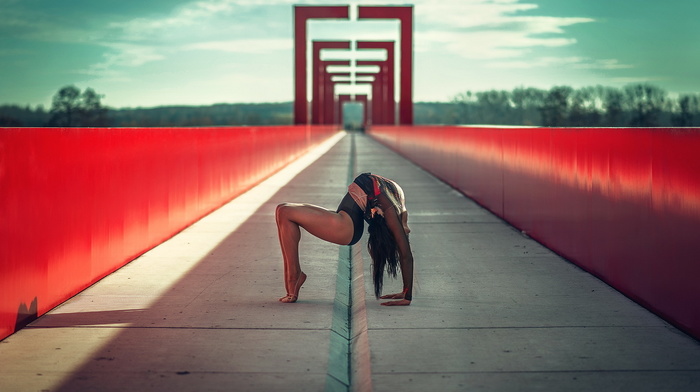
[1,132,700,392]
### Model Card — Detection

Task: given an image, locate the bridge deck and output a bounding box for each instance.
[1,132,699,392]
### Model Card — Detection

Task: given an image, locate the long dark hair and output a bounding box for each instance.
[367,213,399,298]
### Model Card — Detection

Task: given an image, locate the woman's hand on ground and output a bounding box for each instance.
[380,298,411,306]
[379,292,411,306]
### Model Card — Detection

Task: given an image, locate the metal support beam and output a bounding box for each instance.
[294,6,349,124]
[358,6,413,124]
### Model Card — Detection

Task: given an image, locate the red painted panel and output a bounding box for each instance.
[0,126,338,340]
[369,125,700,339]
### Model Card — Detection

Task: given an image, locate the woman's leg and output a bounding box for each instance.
[275,203,354,302]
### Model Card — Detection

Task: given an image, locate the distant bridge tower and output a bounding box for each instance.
[293,5,413,126]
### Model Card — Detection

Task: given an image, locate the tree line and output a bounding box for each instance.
[0,85,292,127]
[424,84,700,127]
[1,83,699,127]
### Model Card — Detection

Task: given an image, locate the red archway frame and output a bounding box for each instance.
[316,51,373,125]
[357,41,395,125]
[354,71,380,125]
[312,41,351,124]
[358,6,412,125]
[329,64,381,126]
[331,67,377,127]
[315,42,384,125]
[294,5,412,125]
[324,72,349,124]
[294,6,349,124]
[355,70,385,126]
[338,94,369,129]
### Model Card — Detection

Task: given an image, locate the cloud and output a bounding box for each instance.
[79,1,250,78]
[97,43,167,68]
[75,0,297,81]
[414,0,594,61]
[106,2,231,42]
[185,38,292,53]
[77,43,166,82]
[0,7,92,45]
[610,76,667,85]
[416,0,540,29]
[575,59,634,70]
[417,30,577,59]
[487,57,634,70]
[84,0,605,91]
[5,0,648,106]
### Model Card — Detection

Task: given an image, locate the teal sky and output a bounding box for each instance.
[1,0,698,108]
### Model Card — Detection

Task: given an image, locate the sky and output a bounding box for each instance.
[1,0,699,109]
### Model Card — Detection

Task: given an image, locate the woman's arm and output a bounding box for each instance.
[378,194,413,306]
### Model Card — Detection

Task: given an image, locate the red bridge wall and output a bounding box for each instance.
[0,126,338,340]
[370,125,700,340]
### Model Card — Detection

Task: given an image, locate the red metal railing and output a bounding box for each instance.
[0,126,338,340]
[369,125,700,340]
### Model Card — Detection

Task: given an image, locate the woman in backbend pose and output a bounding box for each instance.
[275,173,413,306]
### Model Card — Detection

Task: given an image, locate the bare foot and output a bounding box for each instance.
[279,272,307,303]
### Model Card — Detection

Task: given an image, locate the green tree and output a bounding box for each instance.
[624,83,667,127]
[475,90,512,124]
[672,94,700,126]
[602,87,625,126]
[450,91,475,124]
[0,115,23,126]
[540,86,573,126]
[79,88,109,126]
[511,87,545,126]
[569,87,602,127]
[48,85,108,127]
[49,85,80,126]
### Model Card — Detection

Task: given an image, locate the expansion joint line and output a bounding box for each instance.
[325,132,373,392]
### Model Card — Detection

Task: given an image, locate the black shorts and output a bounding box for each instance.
[336,193,364,246]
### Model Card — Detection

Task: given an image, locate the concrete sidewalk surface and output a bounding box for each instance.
[1,132,699,392]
